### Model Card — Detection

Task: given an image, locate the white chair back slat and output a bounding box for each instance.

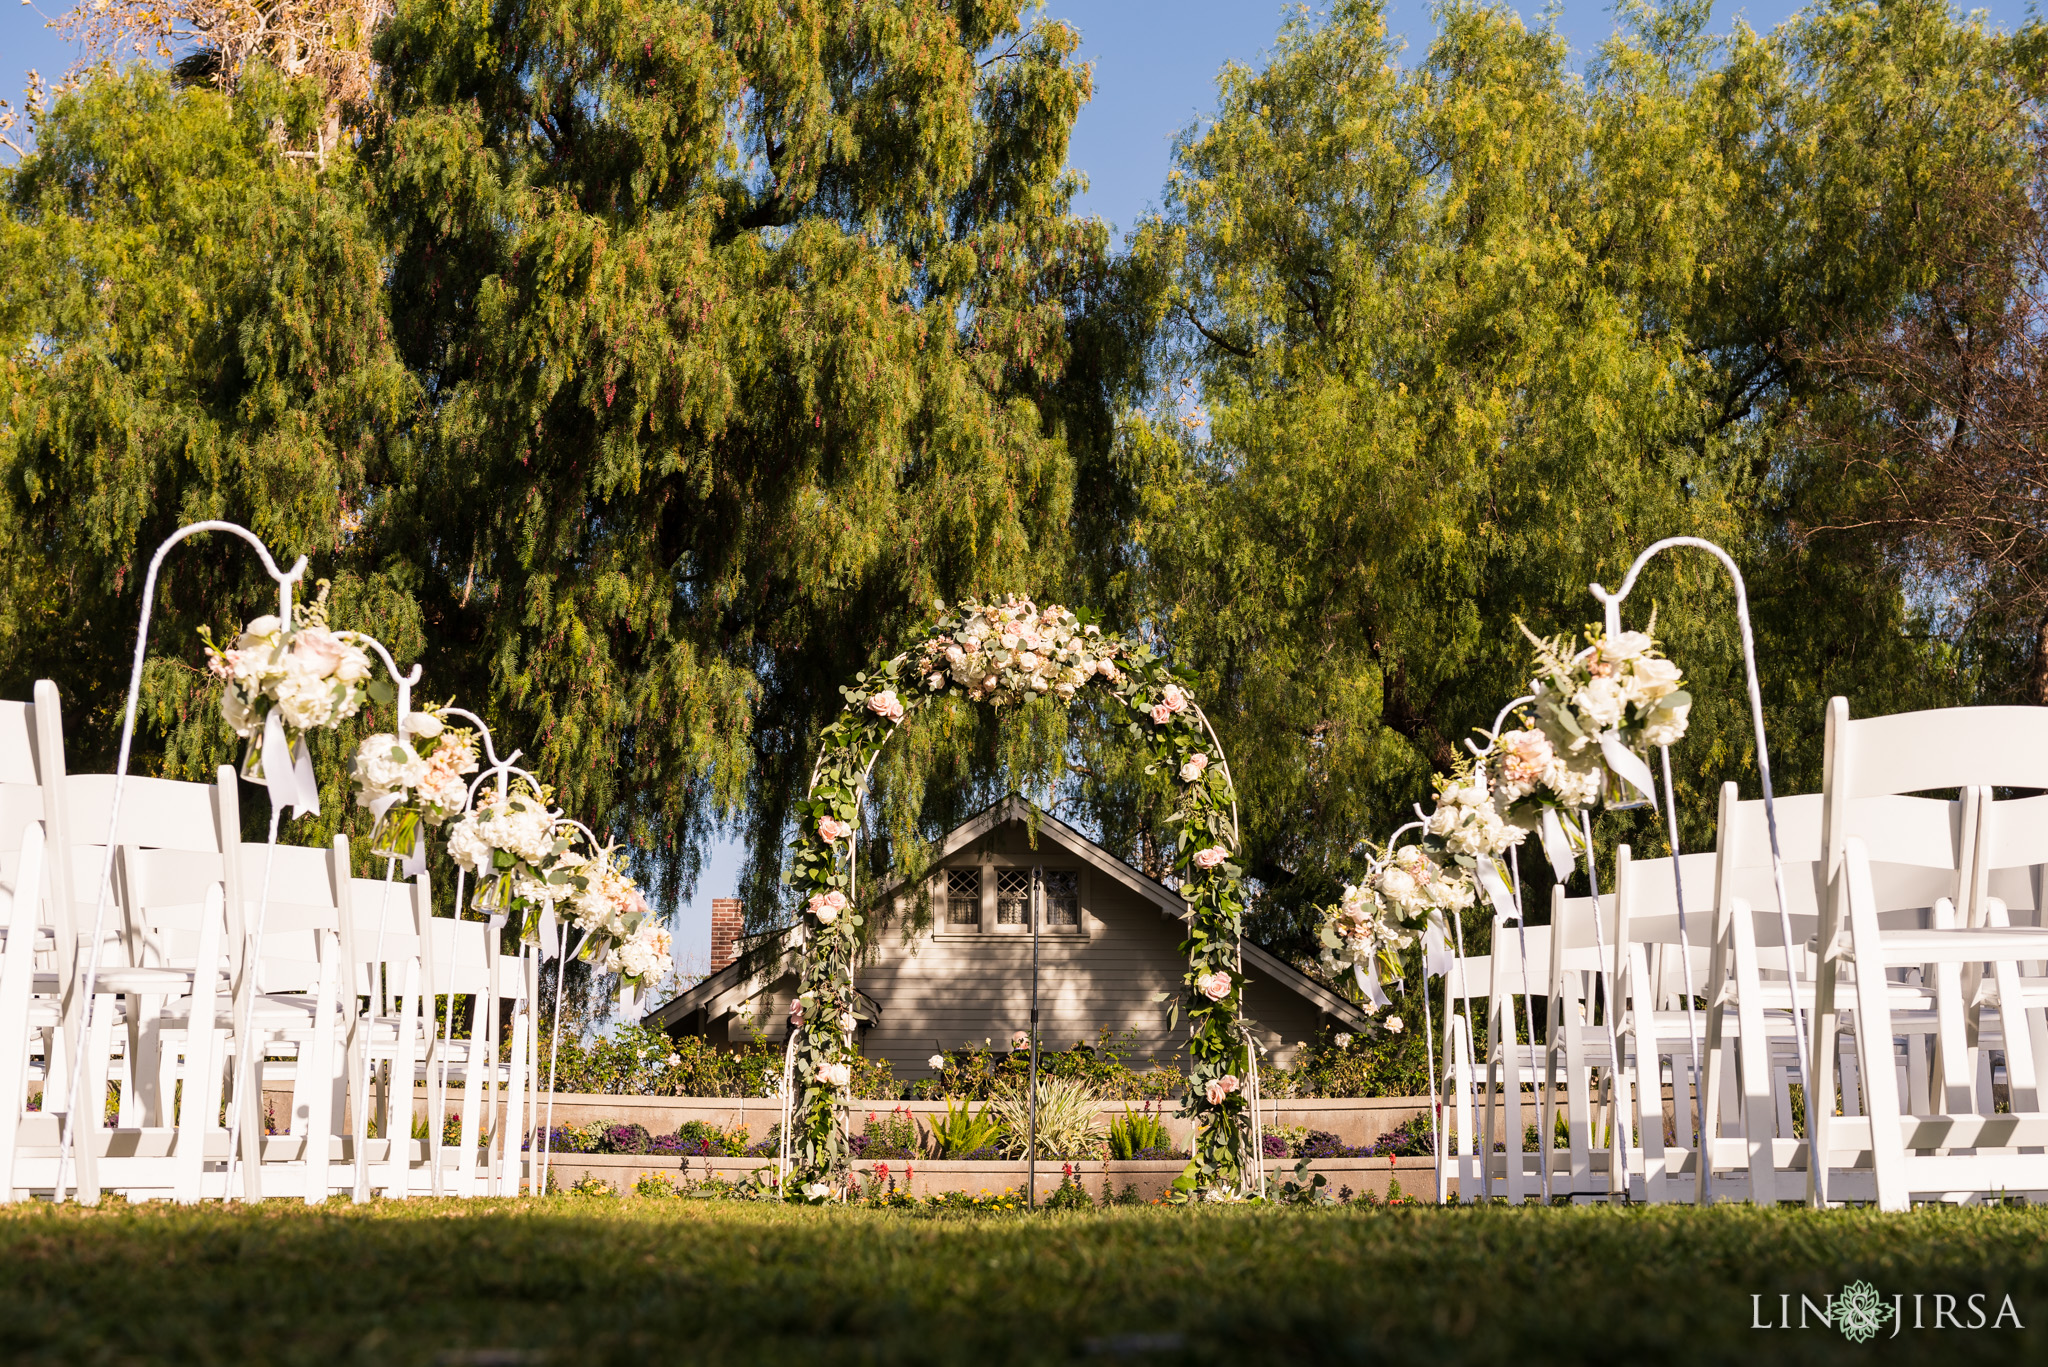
[0,703,37,787]
[1830,706,2048,799]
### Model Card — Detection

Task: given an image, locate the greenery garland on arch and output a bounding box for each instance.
[785,596,1252,1197]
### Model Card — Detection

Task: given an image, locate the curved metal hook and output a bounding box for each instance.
[1465,695,1539,759]
[344,634,424,723]
[440,706,520,773]
[1586,535,1810,1094]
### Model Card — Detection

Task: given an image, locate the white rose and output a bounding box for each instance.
[235,615,282,649]
[1598,631,1654,663]
[355,735,427,792]
[272,660,336,731]
[331,641,373,685]
[1641,695,1692,748]
[1334,1032,1353,1048]
[1573,675,1627,731]
[1628,656,1682,704]
[928,1054,946,1070]
[220,684,257,738]
[445,818,493,874]
[401,710,445,740]
[1385,1016,1404,1034]
[1379,868,1417,904]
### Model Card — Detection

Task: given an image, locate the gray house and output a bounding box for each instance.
[648,796,1370,1078]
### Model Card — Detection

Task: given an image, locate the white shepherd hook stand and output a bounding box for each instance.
[1587,537,1811,1152]
[57,520,424,1204]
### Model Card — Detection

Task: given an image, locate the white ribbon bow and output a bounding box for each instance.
[1423,911,1453,980]
[1540,807,1576,881]
[1352,959,1391,1009]
[1597,730,1660,809]
[1475,855,1518,921]
[260,708,320,820]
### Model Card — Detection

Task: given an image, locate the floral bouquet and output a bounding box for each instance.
[912,595,1124,706]
[562,846,673,1016]
[1512,619,1691,812]
[349,707,480,864]
[199,581,380,780]
[444,777,573,918]
[1314,843,1470,1005]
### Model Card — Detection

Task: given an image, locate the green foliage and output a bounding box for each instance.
[1105,1108,1175,1160]
[0,65,419,847]
[535,1024,894,1100]
[633,1172,682,1199]
[365,0,1130,910]
[1042,1171,1095,1211]
[926,1096,1004,1159]
[11,1201,2048,1363]
[566,1174,617,1198]
[1110,0,2042,958]
[1271,1016,1443,1100]
[918,1033,1184,1102]
[985,1075,1106,1162]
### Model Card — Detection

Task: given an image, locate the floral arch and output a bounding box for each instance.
[784,596,1252,1195]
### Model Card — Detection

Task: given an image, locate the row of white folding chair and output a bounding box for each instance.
[0,683,542,1204]
[1814,700,2048,1209]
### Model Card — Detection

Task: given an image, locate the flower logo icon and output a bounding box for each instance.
[1834,1281,1894,1343]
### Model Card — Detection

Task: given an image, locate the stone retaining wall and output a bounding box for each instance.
[539,1152,1444,1204]
[483,1092,1432,1149]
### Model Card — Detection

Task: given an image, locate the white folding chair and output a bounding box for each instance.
[1811,700,2048,1208]
[1609,846,1717,1203]
[1540,886,1622,1203]
[1481,916,1551,1202]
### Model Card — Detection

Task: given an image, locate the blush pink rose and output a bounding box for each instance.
[1150,703,1173,725]
[1192,846,1229,870]
[292,627,346,678]
[808,890,848,924]
[1204,1074,1240,1105]
[867,689,905,722]
[1179,752,1210,783]
[1197,970,1232,1001]
[1161,683,1189,713]
[818,817,852,843]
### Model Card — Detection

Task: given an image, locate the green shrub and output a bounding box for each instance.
[1042,1171,1095,1211]
[916,1030,1181,1103]
[634,1173,681,1198]
[1268,1013,1445,1099]
[1106,1108,1174,1159]
[926,1097,1004,1159]
[538,1025,894,1100]
[987,1076,1105,1161]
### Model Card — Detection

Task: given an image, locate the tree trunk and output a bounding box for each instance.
[2029,610,2048,706]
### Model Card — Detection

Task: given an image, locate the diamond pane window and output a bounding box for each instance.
[1044,871,1079,927]
[946,868,981,927]
[996,869,1031,925]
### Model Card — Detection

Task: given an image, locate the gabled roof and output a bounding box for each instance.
[644,794,1371,1033]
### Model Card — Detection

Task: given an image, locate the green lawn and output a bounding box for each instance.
[1,1197,2043,1364]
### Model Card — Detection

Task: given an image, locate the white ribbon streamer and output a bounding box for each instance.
[536,902,559,960]
[1475,855,1518,921]
[260,708,320,819]
[1596,730,1659,809]
[1539,807,1576,881]
[1423,913,1453,980]
[1352,960,1390,1009]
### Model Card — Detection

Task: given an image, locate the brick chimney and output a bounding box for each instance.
[709,898,744,972]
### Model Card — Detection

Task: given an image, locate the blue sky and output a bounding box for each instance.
[2,0,2036,964]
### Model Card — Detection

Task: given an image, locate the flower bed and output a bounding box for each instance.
[540,1154,1443,1205]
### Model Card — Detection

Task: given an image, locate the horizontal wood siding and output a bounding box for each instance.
[851,819,1320,1077]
